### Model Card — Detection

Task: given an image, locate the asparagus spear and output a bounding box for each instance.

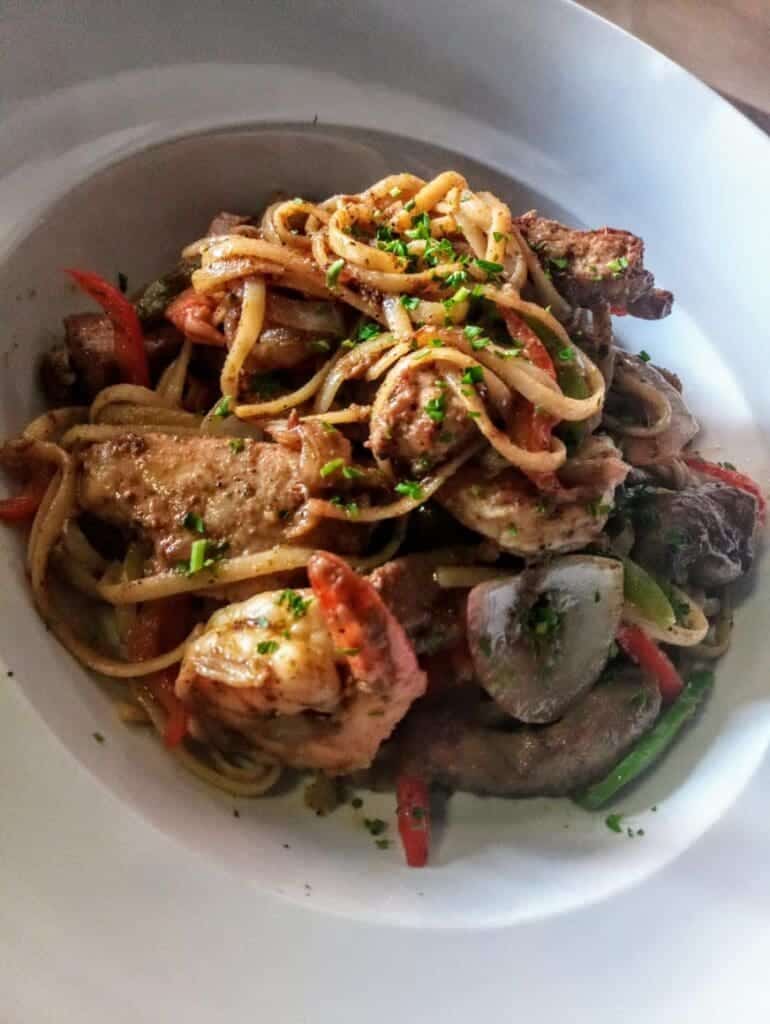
[574,669,714,810]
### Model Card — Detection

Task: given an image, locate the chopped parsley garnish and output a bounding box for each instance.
[309,338,331,353]
[92,731,105,743]
[473,257,504,278]
[548,256,569,270]
[404,198,416,212]
[277,589,312,618]
[182,511,206,535]
[639,350,651,362]
[320,458,345,478]
[117,271,128,293]
[395,480,424,501]
[188,538,208,575]
[527,596,562,641]
[389,186,402,197]
[342,464,363,480]
[423,237,456,267]
[606,255,629,277]
[557,346,575,362]
[492,231,508,243]
[467,410,481,419]
[463,324,483,340]
[340,338,357,350]
[357,321,381,341]
[213,396,231,418]
[461,364,484,386]
[320,420,337,434]
[364,817,388,837]
[405,212,432,241]
[292,197,303,205]
[256,640,280,655]
[471,335,490,350]
[251,372,281,397]
[228,438,245,454]
[329,496,359,518]
[605,813,624,834]
[351,797,364,809]
[424,393,447,423]
[471,283,485,298]
[335,646,361,657]
[719,461,736,471]
[442,269,467,289]
[400,294,420,310]
[506,524,519,535]
[451,285,471,304]
[325,258,345,289]
[375,838,391,850]
[428,337,444,347]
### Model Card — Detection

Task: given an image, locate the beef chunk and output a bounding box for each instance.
[391,666,660,796]
[515,211,672,319]
[206,211,253,236]
[41,316,184,403]
[633,482,758,588]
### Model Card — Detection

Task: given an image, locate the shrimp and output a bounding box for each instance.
[176,552,427,774]
[165,288,224,346]
[437,434,629,557]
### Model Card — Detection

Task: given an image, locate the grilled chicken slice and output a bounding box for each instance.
[76,433,367,571]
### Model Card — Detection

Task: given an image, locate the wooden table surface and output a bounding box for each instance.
[579,0,770,130]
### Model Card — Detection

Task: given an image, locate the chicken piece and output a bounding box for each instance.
[177,553,427,774]
[76,433,367,571]
[437,435,629,557]
[369,365,477,475]
[515,211,672,318]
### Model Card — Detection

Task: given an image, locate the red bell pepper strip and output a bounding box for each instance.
[126,598,192,748]
[396,775,431,867]
[0,478,49,523]
[65,268,150,387]
[616,623,684,704]
[502,309,560,491]
[683,456,766,523]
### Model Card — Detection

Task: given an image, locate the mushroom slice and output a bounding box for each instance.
[467,555,623,723]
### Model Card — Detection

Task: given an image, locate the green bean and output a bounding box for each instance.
[622,557,676,629]
[574,670,714,810]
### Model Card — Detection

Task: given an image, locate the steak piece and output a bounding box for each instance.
[40,315,183,403]
[515,211,672,319]
[632,481,758,588]
[393,666,660,796]
[369,553,467,656]
[76,433,367,571]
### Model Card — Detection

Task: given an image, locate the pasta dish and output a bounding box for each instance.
[1,171,763,866]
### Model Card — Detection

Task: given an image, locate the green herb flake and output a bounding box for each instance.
[467,410,481,419]
[335,646,361,657]
[506,524,519,535]
[587,500,611,518]
[325,258,345,289]
[605,813,624,834]
[442,269,468,289]
[364,817,388,837]
[188,538,208,575]
[478,634,492,657]
[424,393,446,424]
[182,511,206,535]
[117,271,128,293]
[277,588,312,618]
[389,186,402,198]
[309,338,331,353]
[400,294,420,311]
[492,231,509,243]
[320,458,345,478]
[549,256,569,270]
[405,212,432,241]
[351,797,364,809]
[256,640,280,656]
[463,324,483,340]
[719,460,737,471]
[639,350,651,363]
[375,838,391,850]
[404,199,416,212]
[342,464,363,480]
[471,335,491,350]
[395,480,424,501]
[357,321,381,341]
[213,396,231,418]
[473,257,504,278]
[557,346,575,362]
[228,438,245,454]
[606,255,629,277]
[92,731,105,744]
[340,338,357,350]
[461,364,484,386]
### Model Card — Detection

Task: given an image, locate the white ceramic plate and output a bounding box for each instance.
[1,1,769,1020]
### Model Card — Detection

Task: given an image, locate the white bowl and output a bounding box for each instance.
[1,112,769,929]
